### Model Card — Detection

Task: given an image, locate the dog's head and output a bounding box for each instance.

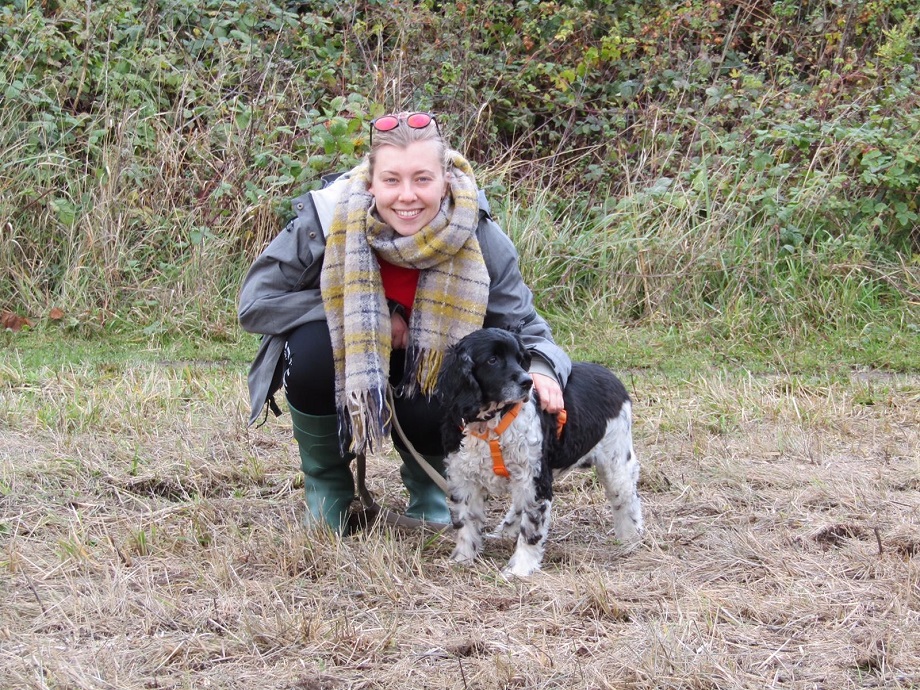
[436,328,533,423]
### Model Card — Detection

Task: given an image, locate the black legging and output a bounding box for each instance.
[283,320,446,456]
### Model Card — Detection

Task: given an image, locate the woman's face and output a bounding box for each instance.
[368,140,448,237]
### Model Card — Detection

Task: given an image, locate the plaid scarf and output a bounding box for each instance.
[320,150,489,453]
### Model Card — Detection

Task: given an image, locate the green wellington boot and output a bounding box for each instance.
[397,448,452,527]
[289,402,355,534]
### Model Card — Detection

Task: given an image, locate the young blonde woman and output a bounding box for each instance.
[239,112,570,532]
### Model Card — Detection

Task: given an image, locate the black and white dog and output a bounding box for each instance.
[436,328,643,577]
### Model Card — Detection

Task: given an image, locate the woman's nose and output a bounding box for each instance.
[397,181,417,200]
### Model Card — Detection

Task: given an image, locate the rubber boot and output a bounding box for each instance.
[289,402,355,534]
[397,448,452,527]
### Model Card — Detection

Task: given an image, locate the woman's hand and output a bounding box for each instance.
[391,311,409,349]
[531,372,564,413]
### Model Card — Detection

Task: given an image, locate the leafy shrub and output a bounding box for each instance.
[0,0,917,336]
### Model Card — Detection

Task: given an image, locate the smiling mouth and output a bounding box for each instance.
[394,209,422,219]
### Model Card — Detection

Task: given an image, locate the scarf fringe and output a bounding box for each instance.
[340,387,389,455]
[399,346,445,398]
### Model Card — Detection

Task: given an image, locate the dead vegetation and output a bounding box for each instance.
[1,362,918,689]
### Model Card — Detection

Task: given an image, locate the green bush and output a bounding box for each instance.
[0,0,917,337]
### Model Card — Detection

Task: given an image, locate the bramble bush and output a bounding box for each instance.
[0,0,917,336]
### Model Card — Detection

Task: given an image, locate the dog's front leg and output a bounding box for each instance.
[503,495,552,577]
[448,481,487,565]
[491,505,522,539]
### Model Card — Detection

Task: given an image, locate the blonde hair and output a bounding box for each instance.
[368,112,447,175]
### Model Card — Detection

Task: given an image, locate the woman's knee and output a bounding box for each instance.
[284,321,336,414]
[391,394,445,456]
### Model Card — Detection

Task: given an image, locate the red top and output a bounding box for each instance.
[377,257,420,314]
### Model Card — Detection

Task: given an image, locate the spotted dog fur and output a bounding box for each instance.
[436,328,643,577]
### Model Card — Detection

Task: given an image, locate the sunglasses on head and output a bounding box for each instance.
[369,112,440,147]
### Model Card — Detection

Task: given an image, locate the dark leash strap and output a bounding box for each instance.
[386,386,450,493]
[353,453,449,531]
[351,386,450,532]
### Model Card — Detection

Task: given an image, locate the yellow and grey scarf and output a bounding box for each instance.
[320,150,489,453]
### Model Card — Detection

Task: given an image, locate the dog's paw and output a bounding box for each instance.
[501,561,541,578]
[502,550,542,577]
[449,544,478,565]
[611,512,644,545]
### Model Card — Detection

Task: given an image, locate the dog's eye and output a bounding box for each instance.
[487,355,499,365]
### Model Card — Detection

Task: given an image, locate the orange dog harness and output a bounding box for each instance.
[470,405,567,478]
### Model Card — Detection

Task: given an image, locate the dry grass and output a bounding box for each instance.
[1,360,919,689]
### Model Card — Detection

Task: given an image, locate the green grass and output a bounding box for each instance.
[0,326,254,375]
[3,325,919,690]
[3,312,916,400]
[556,316,908,372]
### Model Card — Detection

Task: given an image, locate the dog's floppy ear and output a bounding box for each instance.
[436,342,483,423]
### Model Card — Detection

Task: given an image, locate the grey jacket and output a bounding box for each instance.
[238,174,571,425]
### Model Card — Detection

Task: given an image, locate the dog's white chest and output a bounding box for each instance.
[453,404,543,492]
